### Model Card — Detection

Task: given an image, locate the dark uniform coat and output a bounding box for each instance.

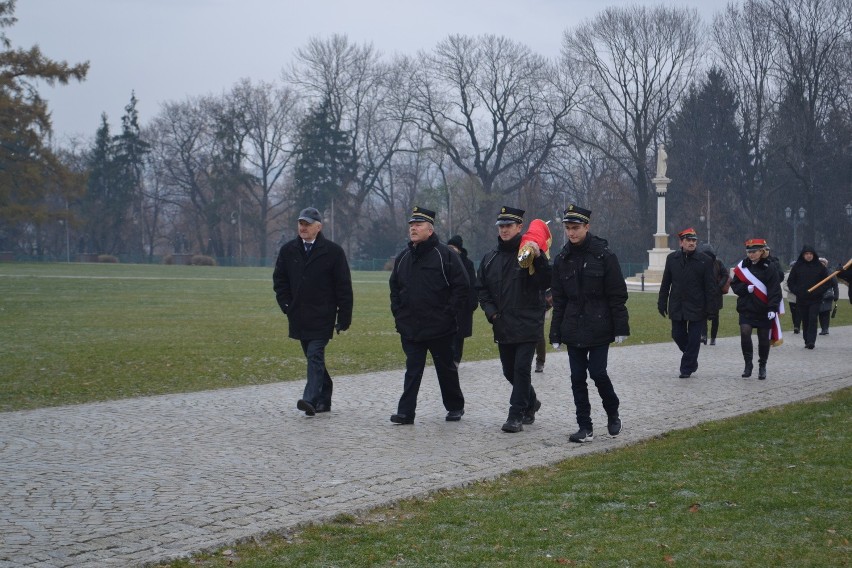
[390,233,470,342]
[476,233,552,344]
[549,234,629,348]
[786,245,829,306]
[731,256,782,325]
[658,248,716,321]
[273,231,353,341]
[452,246,478,338]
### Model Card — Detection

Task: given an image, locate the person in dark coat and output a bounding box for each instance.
[549,205,629,444]
[731,239,782,380]
[447,234,478,368]
[389,207,468,425]
[786,245,829,349]
[817,257,839,335]
[273,207,353,416]
[657,227,716,378]
[697,243,728,346]
[477,206,552,433]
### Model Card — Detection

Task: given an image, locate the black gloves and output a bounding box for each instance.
[658,308,667,318]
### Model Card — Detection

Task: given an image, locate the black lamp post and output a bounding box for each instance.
[785,206,806,261]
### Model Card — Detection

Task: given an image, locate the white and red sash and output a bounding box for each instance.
[734,260,784,346]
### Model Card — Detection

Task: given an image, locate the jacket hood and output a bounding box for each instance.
[797,245,818,263]
[697,242,716,260]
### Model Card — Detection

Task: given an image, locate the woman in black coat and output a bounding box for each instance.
[786,245,829,349]
[731,239,782,379]
[447,235,478,367]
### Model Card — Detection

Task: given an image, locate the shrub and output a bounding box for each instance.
[97,255,119,263]
[191,255,217,266]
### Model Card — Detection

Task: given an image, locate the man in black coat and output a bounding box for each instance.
[657,227,716,378]
[447,234,478,368]
[786,245,829,349]
[389,206,469,425]
[550,205,629,443]
[477,206,552,433]
[273,207,353,416]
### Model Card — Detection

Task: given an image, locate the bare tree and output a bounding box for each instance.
[229,79,299,264]
[713,0,777,225]
[410,34,575,207]
[562,5,703,232]
[766,0,852,246]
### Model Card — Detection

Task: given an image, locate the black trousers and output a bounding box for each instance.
[397,334,465,418]
[799,302,820,346]
[671,319,704,374]
[789,302,801,330]
[567,344,619,430]
[497,341,539,419]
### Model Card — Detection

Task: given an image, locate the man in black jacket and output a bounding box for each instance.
[657,227,716,378]
[389,206,469,424]
[447,234,478,368]
[550,205,629,443]
[786,245,829,349]
[477,206,552,433]
[273,207,353,416]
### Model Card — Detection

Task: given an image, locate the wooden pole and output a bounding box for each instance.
[807,258,852,293]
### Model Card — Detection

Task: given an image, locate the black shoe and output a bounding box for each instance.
[501,417,524,433]
[679,372,691,379]
[522,399,542,425]
[534,363,544,373]
[742,363,753,378]
[446,409,465,421]
[701,335,707,345]
[297,399,316,416]
[758,364,766,380]
[569,428,593,443]
[709,338,716,346]
[607,416,622,436]
[819,330,828,335]
[805,343,815,349]
[793,328,800,334]
[315,403,331,413]
[390,413,414,425]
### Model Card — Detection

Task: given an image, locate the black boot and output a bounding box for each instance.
[742,362,753,378]
[741,344,753,377]
[758,363,767,380]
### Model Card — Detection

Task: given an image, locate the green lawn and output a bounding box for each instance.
[1,262,849,411]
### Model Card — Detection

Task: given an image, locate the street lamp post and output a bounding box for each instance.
[698,189,710,245]
[785,206,806,261]
[846,203,852,223]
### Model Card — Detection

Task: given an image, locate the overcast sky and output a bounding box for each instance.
[13,0,730,144]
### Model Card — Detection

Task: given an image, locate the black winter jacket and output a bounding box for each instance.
[549,234,629,348]
[273,232,353,341]
[657,248,716,321]
[477,234,552,344]
[786,245,829,306]
[452,246,478,338]
[731,256,782,318]
[390,233,470,342]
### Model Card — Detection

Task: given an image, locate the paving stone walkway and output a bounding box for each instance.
[1,326,850,567]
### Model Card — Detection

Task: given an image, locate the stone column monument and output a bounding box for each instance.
[642,145,673,282]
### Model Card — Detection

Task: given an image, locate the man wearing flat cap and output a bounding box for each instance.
[274,207,353,416]
[549,205,629,443]
[657,227,716,378]
[477,206,552,433]
[389,206,469,425]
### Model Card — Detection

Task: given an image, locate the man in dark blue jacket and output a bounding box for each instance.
[477,206,552,433]
[273,207,353,416]
[657,228,716,378]
[550,205,629,443]
[389,206,469,425]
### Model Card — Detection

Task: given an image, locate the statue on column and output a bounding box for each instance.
[656,144,668,179]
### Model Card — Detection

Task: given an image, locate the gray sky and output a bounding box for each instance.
[13,0,730,144]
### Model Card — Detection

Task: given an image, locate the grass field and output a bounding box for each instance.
[1,262,849,412]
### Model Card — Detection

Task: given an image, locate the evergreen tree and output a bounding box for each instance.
[293,96,356,213]
[667,68,747,258]
[0,0,88,252]
[113,92,150,255]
